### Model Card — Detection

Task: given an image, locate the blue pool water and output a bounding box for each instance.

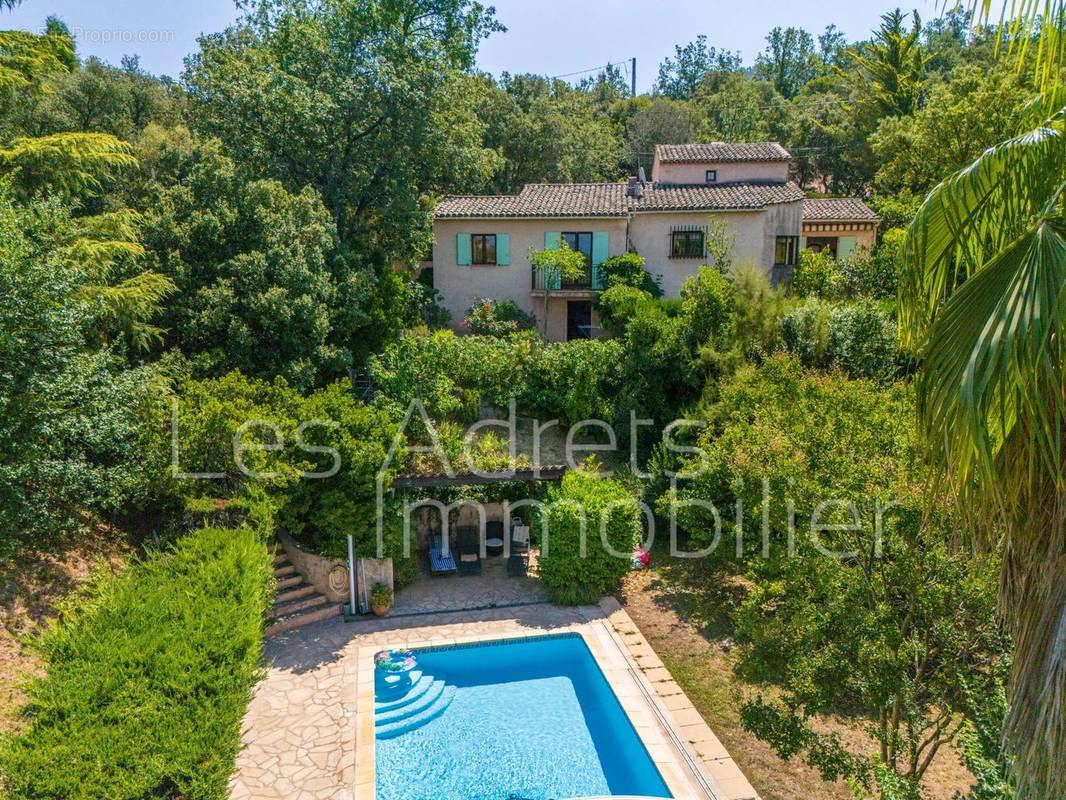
[375,633,672,800]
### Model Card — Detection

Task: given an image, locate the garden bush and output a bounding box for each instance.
[536,465,641,605]
[463,297,536,336]
[780,299,898,383]
[369,329,535,422]
[597,252,662,296]
[0,525,274,800]
[839,228,902,300]
[596,284,654,336]
[175,373,402,560]
[791,247,844,299]
[680,266,735,346]
[616,301,701,429]
[520,339,624,424]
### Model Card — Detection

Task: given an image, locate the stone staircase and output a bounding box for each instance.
[374,668,457,739]
[266,545,341,636]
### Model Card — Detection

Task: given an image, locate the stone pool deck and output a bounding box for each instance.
[230,598,760,800]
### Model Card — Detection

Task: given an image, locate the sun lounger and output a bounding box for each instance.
[456,526,482,575]
[428,533,456,575]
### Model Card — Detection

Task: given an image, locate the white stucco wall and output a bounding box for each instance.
[651,159,790,184]
[626,203,801,296]
[432,217,626,338]
[431,203,801,338]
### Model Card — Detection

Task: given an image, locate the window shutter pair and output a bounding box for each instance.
[455,233,510,266]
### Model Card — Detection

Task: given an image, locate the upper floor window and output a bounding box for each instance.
[705,169,717,183]
[775,235,798,266]
[471,234,497,265]
[562,232,593,266]
[671,229,705,259]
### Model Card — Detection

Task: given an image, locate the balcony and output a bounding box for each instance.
[531,266,605,293]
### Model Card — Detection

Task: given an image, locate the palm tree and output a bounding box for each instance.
[899,5,1065,797]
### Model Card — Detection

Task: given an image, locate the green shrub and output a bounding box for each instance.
[839,228,902,300]
[791,247,844,299]
[369,329,535,422]
[680,266,735,346]
[0,526,273,800]
[597,252,662,297]
[781,300,898,383]
[520,339,624,424]
[175,373,401,559]
[463,297,536,336]
[596,284,655,336]
[536,466,641,605]
[616,302,700,428]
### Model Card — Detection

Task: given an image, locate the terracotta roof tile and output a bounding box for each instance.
[436,180,804,218]
[634,181,804,211]
[436,183,628,218]
[655,142,792,163]
[803,198,879,222]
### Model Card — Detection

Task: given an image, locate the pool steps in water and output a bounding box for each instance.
[374,670,457,739]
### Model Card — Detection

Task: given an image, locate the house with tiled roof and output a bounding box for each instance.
[801,198,879,258]
[429,143,876,341]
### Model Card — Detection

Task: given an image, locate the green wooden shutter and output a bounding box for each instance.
[543,231,561,289]
[837,235,856,259]
[799,235,807,251]
[495,233,510,265]
[591,231,609,290]
[456,233,472,266]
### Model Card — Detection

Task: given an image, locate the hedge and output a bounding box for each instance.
[536,467,641,605]
[0,526,274,800]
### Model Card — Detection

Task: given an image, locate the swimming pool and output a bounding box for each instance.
[374,633,673,800]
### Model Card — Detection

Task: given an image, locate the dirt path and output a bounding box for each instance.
[619,557,973,800]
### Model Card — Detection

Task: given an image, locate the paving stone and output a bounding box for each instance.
[232,575,755,800]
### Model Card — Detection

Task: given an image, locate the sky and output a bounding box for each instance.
[5,0,938,89]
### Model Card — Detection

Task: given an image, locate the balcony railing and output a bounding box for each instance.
[531,266,605,291]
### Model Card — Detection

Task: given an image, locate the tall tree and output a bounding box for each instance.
[755,27,818,99]
[654,35,741,100]
[184,0,502,262]
[899,90,1065,800]
[849,10,929,117]
[623,97,701,174]
[870,65,1030,194]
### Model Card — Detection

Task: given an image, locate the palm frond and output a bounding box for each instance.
[899,119,1065,347]
[900,94,1066,799]
[968,0,1066,92]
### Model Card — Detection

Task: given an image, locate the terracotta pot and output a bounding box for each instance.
[371,601,391,617]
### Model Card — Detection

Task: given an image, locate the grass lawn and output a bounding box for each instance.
[619,548,974,800]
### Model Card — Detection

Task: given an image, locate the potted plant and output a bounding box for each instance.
[370,582,393,617]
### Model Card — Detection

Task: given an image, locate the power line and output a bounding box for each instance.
[551,58,631,81]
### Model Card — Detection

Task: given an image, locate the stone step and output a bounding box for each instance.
[273,563,297,579]
[272,550,288,565]
[275,583,315,604]
[375,685,456,739]
[271,592,327,618]
[376,679,445,725]
[276,574,304,592]
[375,672,429,711]
[265,602,342,637]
